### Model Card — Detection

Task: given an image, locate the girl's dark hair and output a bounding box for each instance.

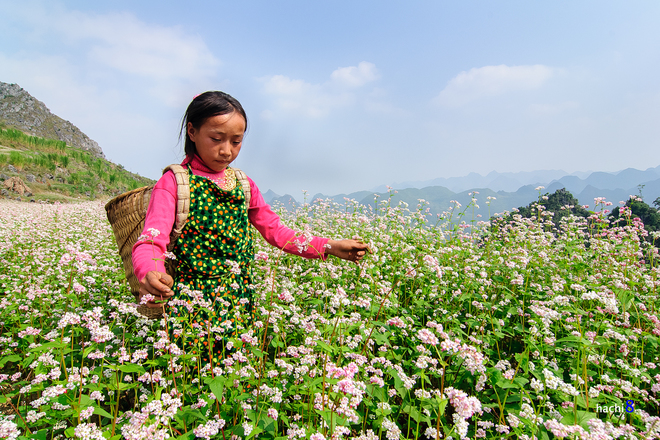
[180,91,248,158]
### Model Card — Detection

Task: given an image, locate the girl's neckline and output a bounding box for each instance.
[184,154,219,174]
[188,163,237,191]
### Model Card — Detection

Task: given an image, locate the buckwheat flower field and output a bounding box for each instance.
[1,195,660,440]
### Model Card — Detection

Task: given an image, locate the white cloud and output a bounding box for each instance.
[529,101,579,115]
[54,11,219,82]
[435,64,556,107]
[261,75,352,117]
[263,75,317,97]
[330,61,379,88]
[260,62,379,117]
[0,53,103,117]
[3,2,220,107]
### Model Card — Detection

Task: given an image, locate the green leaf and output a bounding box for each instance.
[175,408,205,425]
[367,385,386,401]
[315,340,334,353]
[437,397,448,416]
[256,416,275,431]
[387,367,407,397]
[78,394,92,407]
[488,368,504,385]
[28,341,66,352]
[645,335,659,348]
[82,345,96,358]
[208,376,225,401]
[401,404,427,423]
[94,406,114,419]
[555,336,580,345]
[246,427,263,439]
[372,332,389,345]
[561,410,597,429]
[0,354,21,368]
[250,346,265,357]
[108,381,133,391]
[514,352,527,368]
[496,380,518,390]
[513,377,529,387]
[118,364,146,373]
[28,430,49,440]
[21,353,36,368]
[57,393,73,406]
[574,395,591,410]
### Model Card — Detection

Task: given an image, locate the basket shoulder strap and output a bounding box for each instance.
[162,164,190,235]
[233,167,252,207]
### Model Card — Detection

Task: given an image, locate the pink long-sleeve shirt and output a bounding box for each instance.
[132,155,328,282]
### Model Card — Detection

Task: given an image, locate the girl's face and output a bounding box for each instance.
[187,111,246,172]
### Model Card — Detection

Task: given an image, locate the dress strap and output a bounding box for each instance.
[232,167,251,207]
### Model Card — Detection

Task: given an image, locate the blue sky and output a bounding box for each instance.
[1,0,659,196]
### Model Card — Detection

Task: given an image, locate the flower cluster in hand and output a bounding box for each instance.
[0,194,660,439]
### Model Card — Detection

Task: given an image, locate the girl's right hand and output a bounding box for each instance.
[325,239,371,263]
[138,271,174,308]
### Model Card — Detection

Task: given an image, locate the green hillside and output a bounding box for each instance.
[0,125,154,202]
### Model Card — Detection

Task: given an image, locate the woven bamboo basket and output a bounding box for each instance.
[105,186,166,318]
[104,164,191,319]
[105,185,152,293]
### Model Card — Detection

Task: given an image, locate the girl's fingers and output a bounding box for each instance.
[148,272,172,293]
[139,272,174,306]
[160,273,175,288]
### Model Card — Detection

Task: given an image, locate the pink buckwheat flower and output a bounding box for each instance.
[79,406,94,420]
[255,251,269,261]
[0,418,21,440]
[445,387,482,419]
[416,329,439,346]
[74,422,104,440]
[140,293,155,305]
[18,327,41,338]
[193,418,226,440]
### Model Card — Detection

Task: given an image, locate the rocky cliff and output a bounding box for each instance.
[0,82,105,158]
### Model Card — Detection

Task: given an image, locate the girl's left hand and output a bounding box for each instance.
[325,239,371,263]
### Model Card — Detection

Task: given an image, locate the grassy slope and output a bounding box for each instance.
[0,125,154,202]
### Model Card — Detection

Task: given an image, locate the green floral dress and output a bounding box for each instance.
[168,166,254,364]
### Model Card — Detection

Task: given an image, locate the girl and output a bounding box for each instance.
[132,91,368,362]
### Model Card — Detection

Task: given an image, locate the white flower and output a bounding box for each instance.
[80,406,95,420]
[242,422,253,437]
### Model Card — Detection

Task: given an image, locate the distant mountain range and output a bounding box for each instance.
[264,165,660,219]
[372,169,592,193]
